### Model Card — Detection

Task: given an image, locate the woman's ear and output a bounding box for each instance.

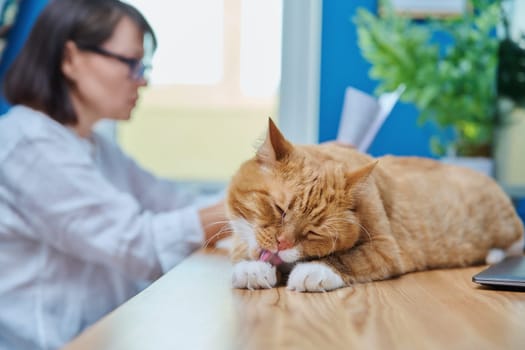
[61,40,80,81]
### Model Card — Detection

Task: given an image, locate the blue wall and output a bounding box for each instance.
[319,0,436,158]
[0,0,48,113]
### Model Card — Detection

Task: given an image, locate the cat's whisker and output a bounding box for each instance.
[345,217,373,242]
[325,227,338,251]
[357,223,373,242]
[320,221,340,251]
[330,231,339,251]
[203,221,233,249]
[229,217,258,249]
[204,220,231,227]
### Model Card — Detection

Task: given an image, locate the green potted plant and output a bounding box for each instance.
[354,0,501,161]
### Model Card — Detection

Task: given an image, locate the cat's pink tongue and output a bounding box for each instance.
[259,250,283,266]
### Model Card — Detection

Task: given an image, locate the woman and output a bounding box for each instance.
[0,0,228,348]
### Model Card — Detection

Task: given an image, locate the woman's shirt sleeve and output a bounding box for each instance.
[3,136,204,281]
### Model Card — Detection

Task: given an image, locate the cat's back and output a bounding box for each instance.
[378,155,494,191]
[377,155,523,260]
[376,155,508,209]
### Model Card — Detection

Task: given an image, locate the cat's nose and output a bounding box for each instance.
[277,235,293,251]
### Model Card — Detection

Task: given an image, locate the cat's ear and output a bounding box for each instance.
[256,118,294,164]
[346,161,378,194]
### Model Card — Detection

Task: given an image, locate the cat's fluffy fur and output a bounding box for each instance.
[227,119,524,292]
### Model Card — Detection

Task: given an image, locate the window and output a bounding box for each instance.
[120,0,282,184]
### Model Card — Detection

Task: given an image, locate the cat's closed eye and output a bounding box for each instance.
[306,231,324,240]
[275,204,286,218]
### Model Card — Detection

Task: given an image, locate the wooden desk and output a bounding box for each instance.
[63,248,525,350]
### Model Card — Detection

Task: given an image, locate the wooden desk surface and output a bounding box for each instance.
[63,248,525,350]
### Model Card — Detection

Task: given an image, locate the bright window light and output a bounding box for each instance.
[128,0,224,85]
[240,0,282,98]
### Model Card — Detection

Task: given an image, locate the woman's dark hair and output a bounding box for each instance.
[3,0,157,125]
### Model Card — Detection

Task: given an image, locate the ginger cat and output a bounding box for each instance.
[227,119,524,292]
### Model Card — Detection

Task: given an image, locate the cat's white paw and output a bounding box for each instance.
[287,262,345,292]
[232,260,277,290]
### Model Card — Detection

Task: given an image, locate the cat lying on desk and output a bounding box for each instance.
[227,119,524,292]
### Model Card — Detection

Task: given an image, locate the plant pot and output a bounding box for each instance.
[440,156,494,177]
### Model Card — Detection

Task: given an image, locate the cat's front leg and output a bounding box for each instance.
[232,260,278,290]
[322,236,406,285]
[286,262,346,292]
[287,236,405,292]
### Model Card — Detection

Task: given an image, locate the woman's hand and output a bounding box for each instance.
[198,200,230,247]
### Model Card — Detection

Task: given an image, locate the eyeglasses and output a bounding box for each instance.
[78,46,151,81]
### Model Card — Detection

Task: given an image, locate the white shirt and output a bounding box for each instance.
[0,106,207,349]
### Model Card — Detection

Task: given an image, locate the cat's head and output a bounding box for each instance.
[226,119,376,263]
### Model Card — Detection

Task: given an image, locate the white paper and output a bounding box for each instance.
[336,87,379,146]
[336,85,405,152]
[391,0,466,15]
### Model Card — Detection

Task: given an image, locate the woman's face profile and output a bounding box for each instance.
[63,16,147,125]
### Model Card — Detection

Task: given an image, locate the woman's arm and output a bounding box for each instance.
[3,137,212,280]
